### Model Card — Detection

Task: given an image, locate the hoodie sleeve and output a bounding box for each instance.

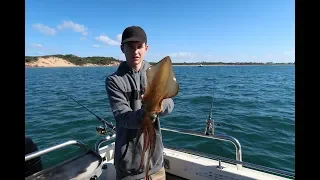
[158,98,174,116]
[105,77,144,129]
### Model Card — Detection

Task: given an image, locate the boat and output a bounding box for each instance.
[25,117,295,180]
[25,93,295,180]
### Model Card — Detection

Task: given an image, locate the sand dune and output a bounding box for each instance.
[25,57,120,67]
[25,57,77,67]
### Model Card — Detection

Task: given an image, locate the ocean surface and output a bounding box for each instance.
[25,65,295,173]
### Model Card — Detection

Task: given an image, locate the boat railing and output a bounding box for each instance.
[160,127,294,179]
[160,127,242,162]
[93,127,242,162]
[94,134,116,153]
[25,140,88,162]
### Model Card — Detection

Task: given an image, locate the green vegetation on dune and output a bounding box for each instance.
[25,56,39,63]
[25,54,123,65]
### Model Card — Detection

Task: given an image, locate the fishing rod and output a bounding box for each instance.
[62,92,116,134]
[204,92,220,136]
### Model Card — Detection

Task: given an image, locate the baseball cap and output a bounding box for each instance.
[121,26,147,44]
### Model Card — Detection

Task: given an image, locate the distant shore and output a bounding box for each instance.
[171,64,294,67]
[25,62,294,68]
[25,54,294,68]
[25,64,294,68]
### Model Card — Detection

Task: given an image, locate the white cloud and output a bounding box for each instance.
[95,34,121,46]
[57,20,88,36]
[32,24,56,35]
[168,52,196,58]
[80,37,85,40]
[116,34,122,42]
[92,44,100,48]
[30,43,43,48]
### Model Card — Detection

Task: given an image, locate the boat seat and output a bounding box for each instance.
[25,150,103,180]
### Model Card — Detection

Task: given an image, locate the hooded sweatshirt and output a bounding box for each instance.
[105,60,174,180]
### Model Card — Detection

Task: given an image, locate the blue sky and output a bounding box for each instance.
[25,0,295,63]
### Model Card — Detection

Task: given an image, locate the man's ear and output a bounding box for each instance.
[145,44,149,51]
[120,44,124,53]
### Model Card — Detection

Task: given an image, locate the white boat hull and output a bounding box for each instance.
[98,142,291,180]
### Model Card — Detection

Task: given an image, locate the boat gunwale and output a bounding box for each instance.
[163,145,295,179]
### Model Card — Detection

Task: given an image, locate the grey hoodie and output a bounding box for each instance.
[105,60,174,180]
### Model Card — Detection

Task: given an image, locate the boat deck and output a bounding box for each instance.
[98,146,292,180]
[100,160,187,180]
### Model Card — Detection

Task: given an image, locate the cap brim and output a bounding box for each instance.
[122,37,146,44]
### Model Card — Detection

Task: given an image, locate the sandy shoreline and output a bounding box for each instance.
[25,57,120,68]
[25,64,119,68]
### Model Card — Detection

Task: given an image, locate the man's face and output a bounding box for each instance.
[121,41,148,68]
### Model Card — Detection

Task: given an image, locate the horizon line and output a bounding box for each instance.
[25,54,295,64]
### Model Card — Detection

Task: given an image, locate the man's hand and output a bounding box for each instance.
[141,93,163,114]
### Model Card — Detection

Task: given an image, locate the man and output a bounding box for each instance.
[105,26,174,180]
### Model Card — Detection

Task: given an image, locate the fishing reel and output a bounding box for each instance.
[205,119,214,135]
[204,118,221,136]
[96,122,116,136]
[204,93,221,136]
[96,126,107,135]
